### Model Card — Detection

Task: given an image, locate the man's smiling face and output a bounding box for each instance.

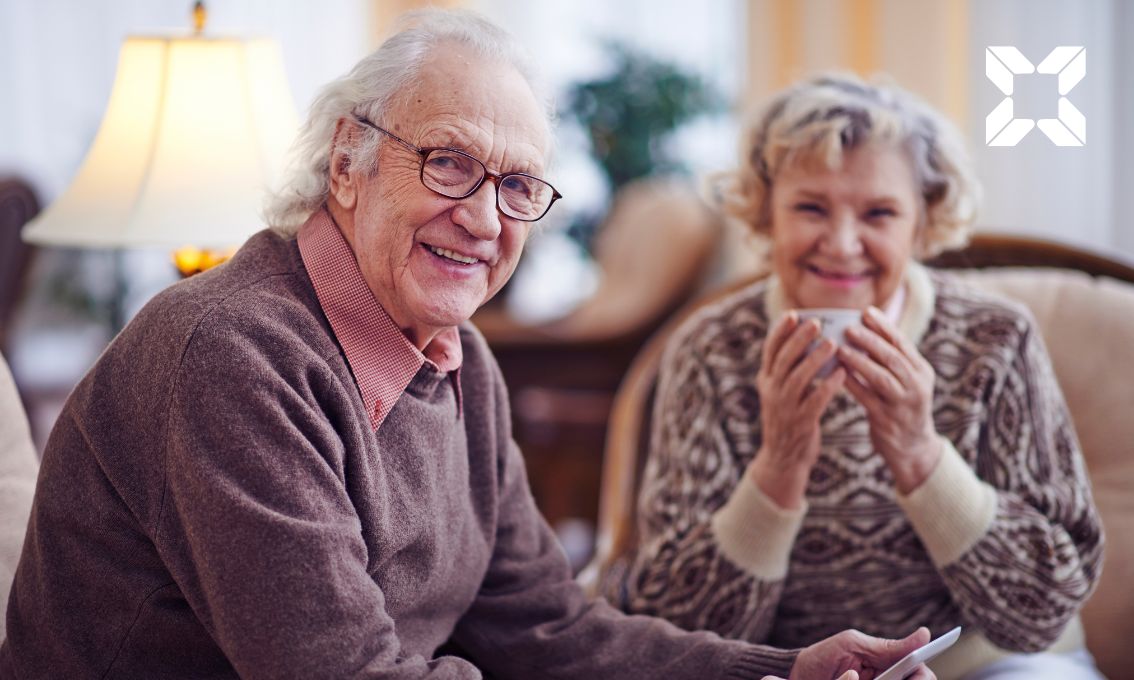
[332,43,550,347]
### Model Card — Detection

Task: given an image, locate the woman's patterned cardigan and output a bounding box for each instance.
[615,263,1104,676]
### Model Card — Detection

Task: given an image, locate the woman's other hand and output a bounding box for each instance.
[838,306,941,494]
[749,312,846,509]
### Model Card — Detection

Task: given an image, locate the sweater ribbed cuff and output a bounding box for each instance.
[724,641,799,679]
[895,437,998,567]
[711,478,806,580]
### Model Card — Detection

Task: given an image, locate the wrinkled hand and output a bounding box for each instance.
[750,312,846,509]
[838,307,941,494]
[762,673,860,680]
[760,627,935,680]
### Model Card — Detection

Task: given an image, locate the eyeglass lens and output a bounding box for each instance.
[422,149,554,221]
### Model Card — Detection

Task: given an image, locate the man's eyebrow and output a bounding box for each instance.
[419,133,464,149]
[416,130,547,173]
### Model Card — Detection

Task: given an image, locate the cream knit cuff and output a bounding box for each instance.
[710,477,806,580]
[896,437,998,567]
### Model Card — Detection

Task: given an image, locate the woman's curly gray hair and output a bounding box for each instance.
[717,73,981,258]
[263,8,552,235]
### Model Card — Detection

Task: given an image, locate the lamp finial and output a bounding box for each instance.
[192,1,207,35]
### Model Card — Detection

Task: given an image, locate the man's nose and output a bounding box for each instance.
[453,180,502,241]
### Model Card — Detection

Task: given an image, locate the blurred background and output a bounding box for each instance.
[2,0,1130,568]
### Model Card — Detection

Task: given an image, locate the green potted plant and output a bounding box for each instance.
[561,40,723,251]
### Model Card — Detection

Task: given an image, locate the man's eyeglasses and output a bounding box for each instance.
[352,115,562,222]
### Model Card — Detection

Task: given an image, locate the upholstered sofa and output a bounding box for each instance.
[950,266,1134,679]
[0,352,38,642]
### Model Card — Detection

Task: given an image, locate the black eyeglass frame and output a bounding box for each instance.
[352,115,562,222]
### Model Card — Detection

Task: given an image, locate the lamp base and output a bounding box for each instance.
[172,246,236,278]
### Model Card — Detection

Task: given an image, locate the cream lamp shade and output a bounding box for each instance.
[23,34,298,250]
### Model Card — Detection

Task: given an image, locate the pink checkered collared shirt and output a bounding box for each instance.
[297,209,463,431]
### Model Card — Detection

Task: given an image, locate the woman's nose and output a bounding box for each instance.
[822,215,864,257]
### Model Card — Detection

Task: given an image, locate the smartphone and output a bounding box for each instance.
[874,626,961,680]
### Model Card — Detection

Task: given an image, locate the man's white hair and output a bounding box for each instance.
[263,8,552,235]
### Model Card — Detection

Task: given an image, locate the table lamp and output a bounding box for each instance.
[22,2,298,280]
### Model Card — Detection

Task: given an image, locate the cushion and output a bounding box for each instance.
[953,268,1134,678]
[0,353,38,642]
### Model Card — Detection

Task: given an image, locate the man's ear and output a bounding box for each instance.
[328,118,358,210]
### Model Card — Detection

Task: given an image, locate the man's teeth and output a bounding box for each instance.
[428,245,479,265]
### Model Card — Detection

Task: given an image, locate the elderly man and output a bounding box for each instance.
[1,10,933,680]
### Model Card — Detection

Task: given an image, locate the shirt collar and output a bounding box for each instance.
[297,208,463,430]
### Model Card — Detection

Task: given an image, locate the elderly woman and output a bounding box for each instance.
[619,74,1105,680]
[1,13,934,680]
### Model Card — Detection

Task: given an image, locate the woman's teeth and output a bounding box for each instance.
[809,265,865,280]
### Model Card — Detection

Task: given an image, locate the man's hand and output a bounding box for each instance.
[760,627,934,680]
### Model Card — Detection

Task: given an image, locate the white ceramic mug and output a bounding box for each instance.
[795,308,863,377]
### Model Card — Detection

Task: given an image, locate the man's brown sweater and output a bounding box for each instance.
[1,230,795,679]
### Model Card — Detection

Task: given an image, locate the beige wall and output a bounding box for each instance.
[368,0,465,47]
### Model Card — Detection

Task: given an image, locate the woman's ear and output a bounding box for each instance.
[328,118,358,210]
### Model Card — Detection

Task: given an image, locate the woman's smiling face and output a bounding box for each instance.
[769,144,922,310]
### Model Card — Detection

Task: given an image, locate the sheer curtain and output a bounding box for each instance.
[743,0,1130,260]
[471,0,1132,265]
[967,0,1120,257]
[4,1,1127,264]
